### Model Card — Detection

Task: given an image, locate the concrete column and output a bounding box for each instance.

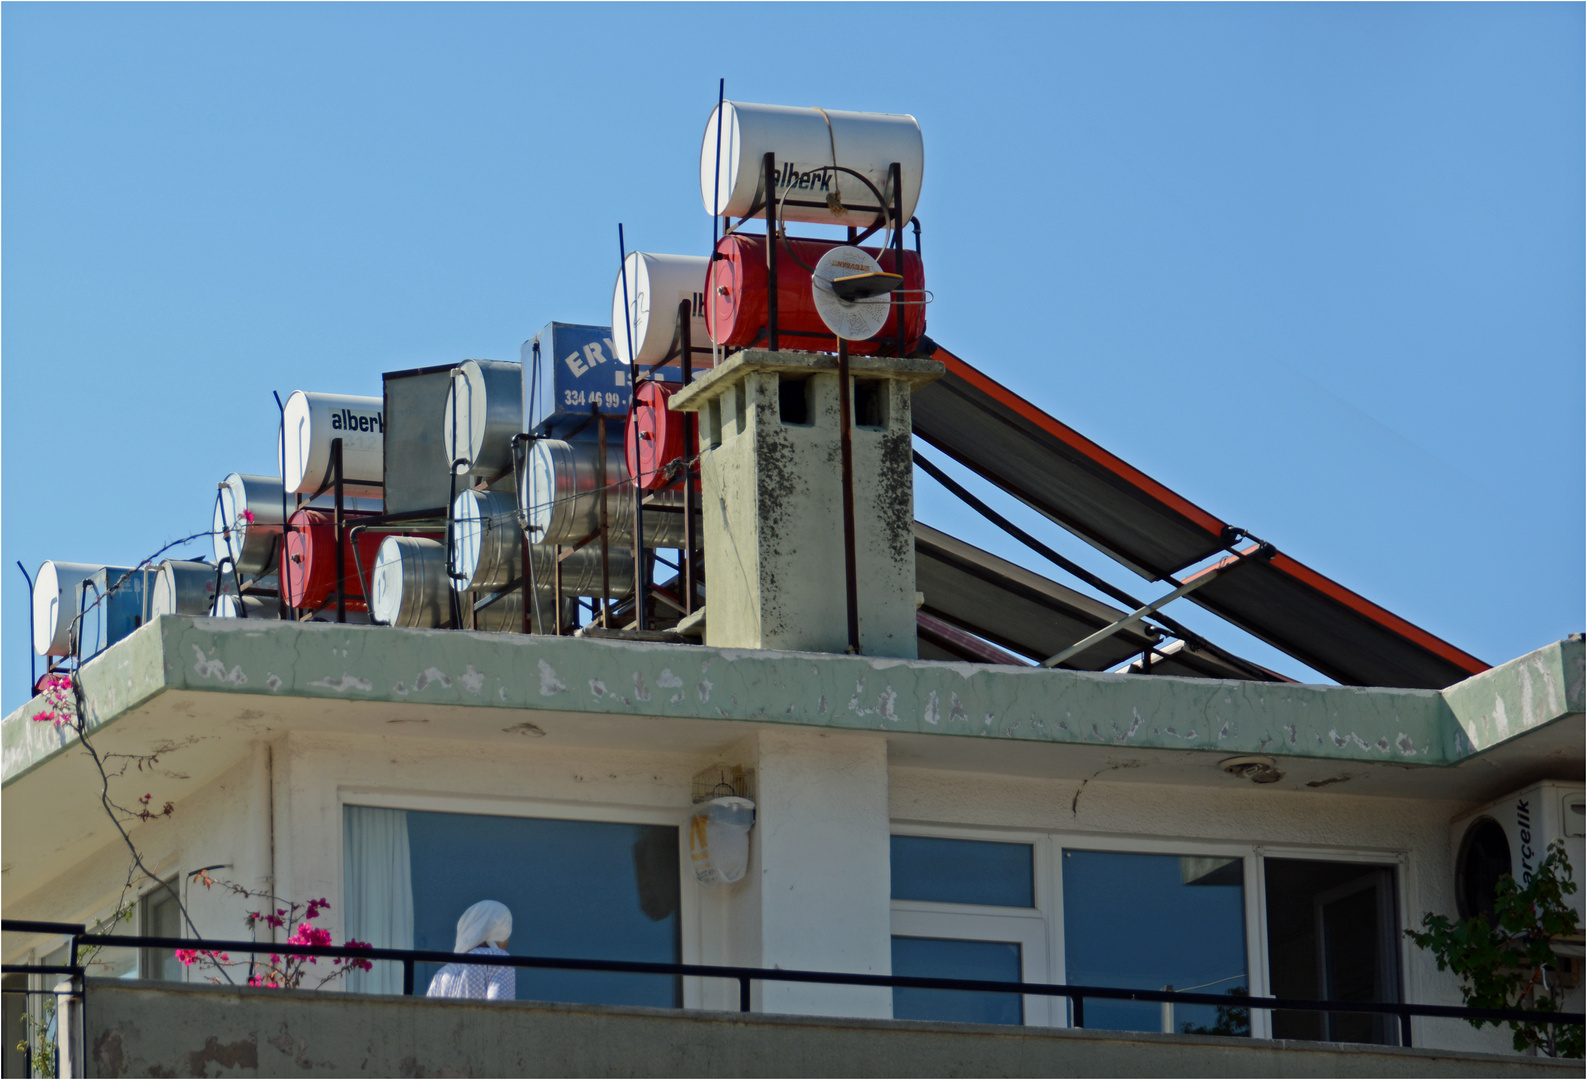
[728,727,893,1018]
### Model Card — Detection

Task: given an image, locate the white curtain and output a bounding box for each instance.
[343,805,414,994]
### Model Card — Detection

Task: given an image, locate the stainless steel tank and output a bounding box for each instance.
[213,474,283,577]
[213,472,380,579]
[32,561,133,656]
[371,537,451,628]
[149,561,219,618]
[520,438,688,549]
[442,360,523,485]
[209,594,280,620]
[454,487,636,596]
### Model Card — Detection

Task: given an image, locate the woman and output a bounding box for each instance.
[425,899,516,1000]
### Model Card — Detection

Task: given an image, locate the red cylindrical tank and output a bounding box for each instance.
[626,380,700,492]
[283,509,385,612]
[705,235,925,355]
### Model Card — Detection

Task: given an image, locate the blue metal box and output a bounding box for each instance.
[523,323,632,440]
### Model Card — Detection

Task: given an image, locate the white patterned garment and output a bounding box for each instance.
[425,945,516,1000]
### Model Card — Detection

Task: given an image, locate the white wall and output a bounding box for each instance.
[7,722,1574,1057]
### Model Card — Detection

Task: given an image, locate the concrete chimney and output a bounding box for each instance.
[669,349,944,657]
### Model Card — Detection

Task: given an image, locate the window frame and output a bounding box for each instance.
[891,823,1412,1039]
[888,823,1055,1026]
[338,787,701,1004]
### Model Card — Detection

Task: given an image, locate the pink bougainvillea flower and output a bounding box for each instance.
[241,510,256,524]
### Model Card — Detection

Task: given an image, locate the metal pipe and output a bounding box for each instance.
[763,152,778,352]
[680,300,698,615]
[837,339,860,653]
[711,77,725,369]
[597,411,610,628]
[17,561,34,696]
[891,162,905,355]
[622,226,646,633]
[273,391,293,621]
[332,439,346,624]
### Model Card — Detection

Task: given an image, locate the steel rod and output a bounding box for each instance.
[837,339,861,652]
[764,152,778,352]
[597,411,610,629]
[273,391,293,621]
[680,300,698,616]
[1041,554,1257,668]
[332,439,346,624]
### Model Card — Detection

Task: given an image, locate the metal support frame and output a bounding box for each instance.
[912,448,1279,682]
[1041,546,1272,668]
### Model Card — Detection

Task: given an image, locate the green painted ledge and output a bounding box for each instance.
[4,619,1581,786]
[1442,636,1584,759]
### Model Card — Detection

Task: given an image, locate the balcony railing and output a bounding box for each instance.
[5,918,1583,1054]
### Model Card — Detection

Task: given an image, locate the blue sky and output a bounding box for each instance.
[3,3,1581,710]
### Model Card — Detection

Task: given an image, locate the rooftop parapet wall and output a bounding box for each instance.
[1441,636,1585,759]
[4,619,1581,789]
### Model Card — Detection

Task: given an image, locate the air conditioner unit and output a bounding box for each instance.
[1451,780,1585,923]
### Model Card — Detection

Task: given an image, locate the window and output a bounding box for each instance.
[139,879,184,982]
[1263,859,1401,1045]
[892,829,1404,1043]
[53,880,184,983]
[888,833,1048,1026]
[344,805,681,1006]
[2,974,27,1078]
[1062,850,1249,1036]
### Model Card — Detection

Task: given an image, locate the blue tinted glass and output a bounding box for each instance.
[892,936,1023,1025]
[1062,850,1248,1036]
[406,811,679,1007]
[891,836,1034,907]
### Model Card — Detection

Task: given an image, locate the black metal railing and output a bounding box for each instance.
[4,920,1582,1052]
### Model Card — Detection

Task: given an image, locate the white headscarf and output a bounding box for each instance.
[454,899,513,953]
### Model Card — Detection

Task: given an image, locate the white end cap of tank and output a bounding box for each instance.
[812,246,891,341]
[32,561,99,656]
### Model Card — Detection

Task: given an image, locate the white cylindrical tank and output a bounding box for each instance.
[521,439,689,549]
[32,562,129,656]
[700,101,923,227]
[452,489,522,592]
[610,253,711,366]
[280,391,385,499]
[150,561,219,618]
[442,360,523,481]
[210,594,280,620]
[371,537,452,629]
